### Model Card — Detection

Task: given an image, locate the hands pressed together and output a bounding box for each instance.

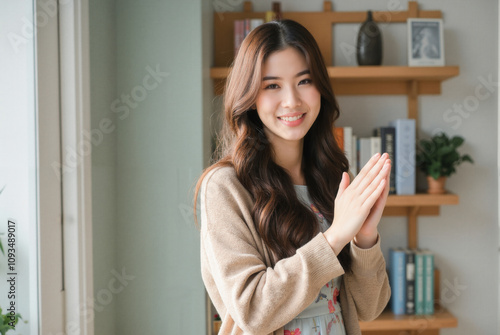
[324,153,391,255]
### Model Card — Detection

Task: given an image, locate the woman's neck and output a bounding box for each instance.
[270,138,305,185]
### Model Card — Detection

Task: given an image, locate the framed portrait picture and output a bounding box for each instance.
[408,18,445,66]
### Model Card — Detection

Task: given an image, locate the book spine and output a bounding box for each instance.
[334,127,344,152]
[390,248,406,315]
[414,251,425,315]
[244,19,251,37]
[234,20,244,56]
[356,138,360,174]
[250,19,264,31]
[405,249,416,314]
[423,251,435,315]
[352,135,358,176]
[371,136,381,156]
[343,127,353,175]
[359,138,371,172]
[378,127,396,194]
[390,119,416,195]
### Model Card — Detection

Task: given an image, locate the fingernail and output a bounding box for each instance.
[372,153,380,159]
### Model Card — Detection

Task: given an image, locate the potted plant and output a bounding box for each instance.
[416,132,473,194]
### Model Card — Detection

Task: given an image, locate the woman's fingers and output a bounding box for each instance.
[349,153,381,189]
[362,175,387,210]
[336,172,350,198]
[358,154,389,191]
[351,153,389,192]
[361,160,391,207]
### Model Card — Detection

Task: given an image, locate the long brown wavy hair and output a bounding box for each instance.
[195,20,351,271]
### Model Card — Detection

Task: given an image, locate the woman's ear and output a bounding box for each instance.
[251,104,257,110]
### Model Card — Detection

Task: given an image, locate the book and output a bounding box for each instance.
[374,127,396,194]
[234,20,245,56]
[389,119,416,195]
[351,135,357,177]
[250,19,264,32]
[414,250,425,315]
[357,138,372,174]
[404,249,416,314]
[333,127,344,151]
[370,136,381,156]
[389,248,406,315]
[422,249,435,314]
[343,127,355,177]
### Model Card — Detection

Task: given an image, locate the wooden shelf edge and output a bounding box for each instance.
[328,66,459,81]
[386,193,459,207]
[359,306,458,331]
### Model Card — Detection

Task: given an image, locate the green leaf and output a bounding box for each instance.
[437,146,453,156]
[450,136,464,148]
[462,154,474,163]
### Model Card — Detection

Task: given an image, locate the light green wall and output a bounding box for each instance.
[90,0,118,334]
[114,0,208,334]
[91,0,209,333]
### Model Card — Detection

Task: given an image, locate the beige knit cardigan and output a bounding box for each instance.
[200,166,390,335]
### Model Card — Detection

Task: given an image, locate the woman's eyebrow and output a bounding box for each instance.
[262,69,310,81]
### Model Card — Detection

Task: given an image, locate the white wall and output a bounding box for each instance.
[226,1,498,334]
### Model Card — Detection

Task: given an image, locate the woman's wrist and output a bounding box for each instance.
[353,231,378,249]
[324,230,346,256]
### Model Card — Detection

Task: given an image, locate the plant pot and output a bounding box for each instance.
[426,176,447,194]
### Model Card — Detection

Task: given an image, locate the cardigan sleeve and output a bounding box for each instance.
[342,234,391,322]
[200,167,345,334]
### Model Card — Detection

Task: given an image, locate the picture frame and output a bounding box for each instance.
[408,18,445,66]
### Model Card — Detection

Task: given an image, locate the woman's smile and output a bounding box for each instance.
[277,112,306,125]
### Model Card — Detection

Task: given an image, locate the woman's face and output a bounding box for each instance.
[255,47,321,148]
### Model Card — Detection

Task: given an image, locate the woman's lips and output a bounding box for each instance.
[277,113,306,126]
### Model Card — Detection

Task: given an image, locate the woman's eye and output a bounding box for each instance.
[299,78,312,85]
[264,83,279,89]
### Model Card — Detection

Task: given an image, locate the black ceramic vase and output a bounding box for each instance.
[356,11,382,66]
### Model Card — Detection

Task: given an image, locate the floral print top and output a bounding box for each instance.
[283,185,346,335]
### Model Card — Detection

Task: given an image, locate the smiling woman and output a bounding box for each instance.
[195,20,391,335]
[256,47,321,185]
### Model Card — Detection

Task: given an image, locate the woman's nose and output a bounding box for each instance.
[281,86,301,108]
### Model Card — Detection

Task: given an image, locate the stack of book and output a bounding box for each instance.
[234,19,264,56]
[333,118,416,195]
[389,248,435,316]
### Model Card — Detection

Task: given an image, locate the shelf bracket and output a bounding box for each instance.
[408,206,420,249]
[407,80,419,120]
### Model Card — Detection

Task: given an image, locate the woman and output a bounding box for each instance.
[195,20,391,335]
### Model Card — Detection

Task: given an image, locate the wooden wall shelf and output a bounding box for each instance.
[386,193,459,207]
[211,66,459,96]
[209,2,460,335]
[383,193,459,218]
[359,306,458,332]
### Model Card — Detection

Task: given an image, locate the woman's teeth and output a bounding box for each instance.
[278,114,304,122]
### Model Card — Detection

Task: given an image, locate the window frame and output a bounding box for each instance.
[36,0,94,333]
